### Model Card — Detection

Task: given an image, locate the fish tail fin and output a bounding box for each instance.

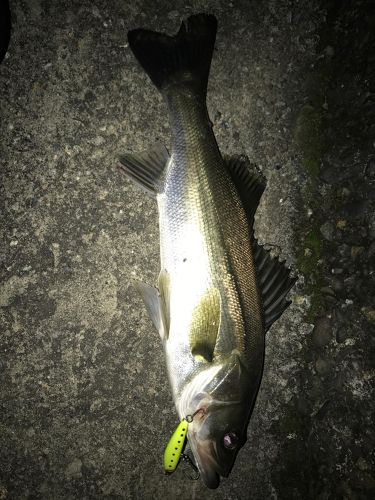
[127,13,217,96]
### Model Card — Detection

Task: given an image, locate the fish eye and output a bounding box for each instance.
[223,432,239,450]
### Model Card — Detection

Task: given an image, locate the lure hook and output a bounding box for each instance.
[180,453,200,481]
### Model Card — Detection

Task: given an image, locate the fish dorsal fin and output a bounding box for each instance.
[189,287,221,362]
[252,237,297,331]
[158,269,171,338]
[224,155,266,223]
[119,143,169,196]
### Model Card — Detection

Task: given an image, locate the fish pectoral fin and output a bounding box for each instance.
[133,280,167,341]
[119,143,169,196]
[252,237,297,331]
[224,155,266,224]
[189,287,221,363]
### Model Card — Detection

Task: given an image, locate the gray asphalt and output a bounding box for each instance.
[1,1,374,499]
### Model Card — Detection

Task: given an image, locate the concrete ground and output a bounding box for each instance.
[0,0,374,498]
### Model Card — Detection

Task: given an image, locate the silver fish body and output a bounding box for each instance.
[160,88,264,405]
[122,14,296,488]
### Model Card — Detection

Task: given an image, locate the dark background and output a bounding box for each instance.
[0,0,374,498]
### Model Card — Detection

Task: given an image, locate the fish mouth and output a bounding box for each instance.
[200,463,220,489]
[188,435,227,489]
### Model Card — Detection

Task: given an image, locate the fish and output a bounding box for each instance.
[120,13,296,489]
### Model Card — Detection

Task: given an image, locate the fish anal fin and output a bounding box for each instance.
[119,143,169,196]
[252,237,297,331]
[189,287,221,363]
[224,155,266,224]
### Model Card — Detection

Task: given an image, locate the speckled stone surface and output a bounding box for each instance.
[0,1,374,499]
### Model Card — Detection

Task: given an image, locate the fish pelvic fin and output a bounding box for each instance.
[133,279,168,341]
[158,269,171,339]
[252,238,297,331]
[127,13,217,96]
[119,143,169,196]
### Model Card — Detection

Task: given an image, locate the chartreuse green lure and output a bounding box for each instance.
[163,418,189,473]
[164,410,202,476]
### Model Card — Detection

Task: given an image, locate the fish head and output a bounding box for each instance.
[187,399,247,488]
[181,353,262,488]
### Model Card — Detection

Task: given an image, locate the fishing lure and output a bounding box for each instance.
[164,410,202,476]
[163,419,189,473]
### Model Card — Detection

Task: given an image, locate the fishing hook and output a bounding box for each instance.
[180,452,200,481]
